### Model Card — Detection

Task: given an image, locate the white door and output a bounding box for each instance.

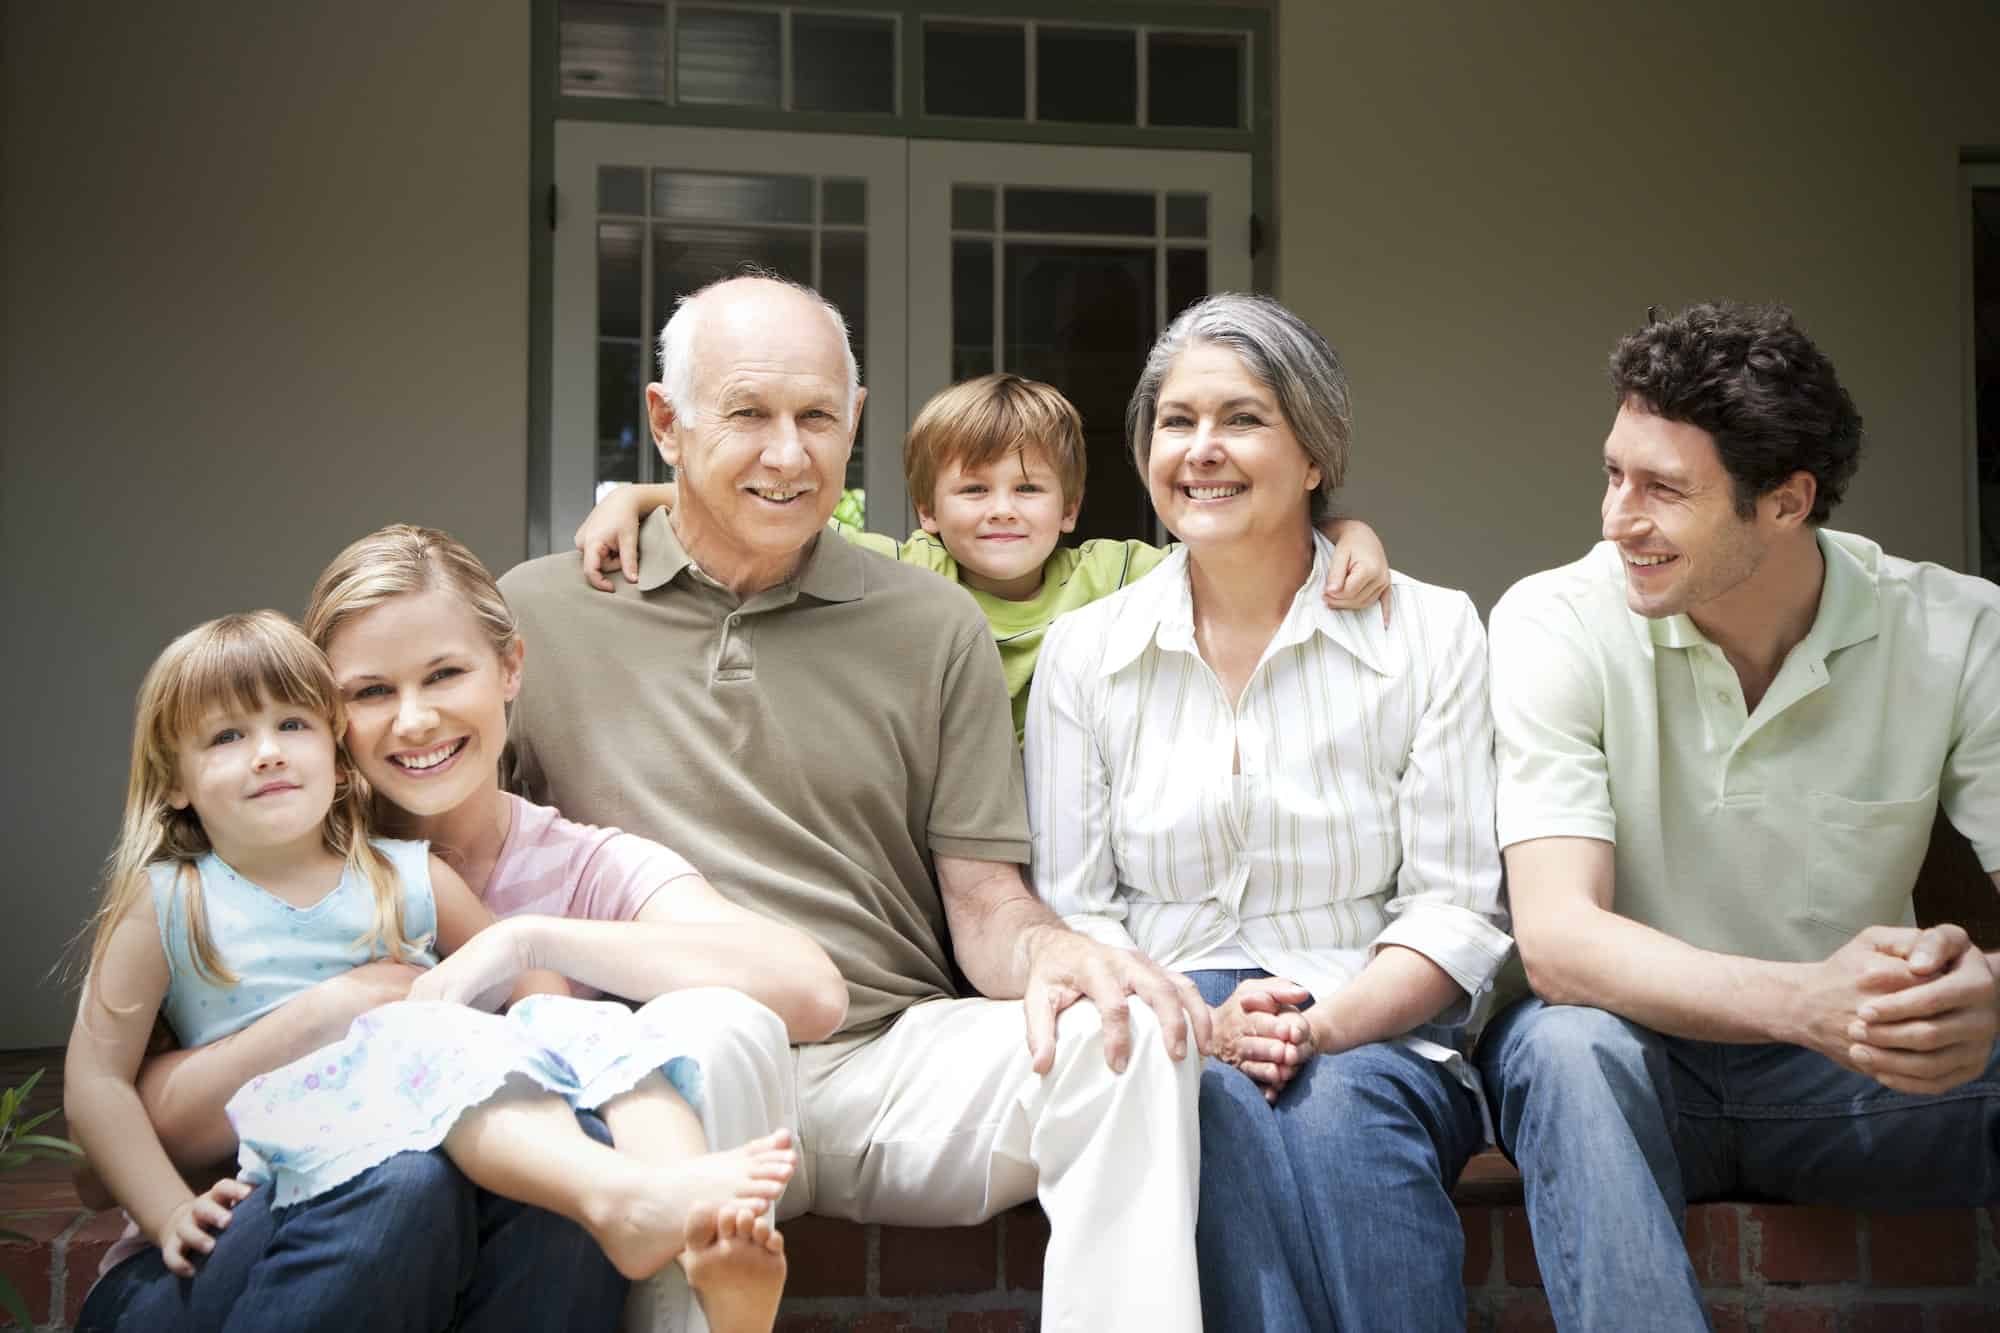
[907,141,1251,542]
[550,122,908,544]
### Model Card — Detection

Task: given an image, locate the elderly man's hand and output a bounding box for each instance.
[1843,924,2000,1095]
[1021,926,1211,1075]
[1212,977,1315,1103]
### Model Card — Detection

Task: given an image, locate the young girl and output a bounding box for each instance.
[65,611,796,1319]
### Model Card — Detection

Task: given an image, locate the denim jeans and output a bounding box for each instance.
[1190,967,1485,1333]
[1478,997,2000,1332]
[77,1111,628,1333]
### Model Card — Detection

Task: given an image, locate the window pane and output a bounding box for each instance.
[1166,247,1208,322]
[1004,244,1157,543]
[676,6,780,107]
[794,13,897,114]
[652,171,812,225]
[1005,187,1154,237]
[653,226,813,321]
[952,185,995,232]
[924,21,1025,120]
[951,238,995,381]
[1147,31,1245,129]
[1165,193,1208,239]
[597,166,645,216]
[597,221,643,339]
[819,231,869,492]
[560,0,666,101]
[1036,27,1136,126]
[597,339,644,488]
[822,178,866,227]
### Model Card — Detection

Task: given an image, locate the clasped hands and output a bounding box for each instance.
[1814,923,2000,1096]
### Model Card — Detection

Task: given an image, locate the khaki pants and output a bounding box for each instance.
[626,986,1203,1333]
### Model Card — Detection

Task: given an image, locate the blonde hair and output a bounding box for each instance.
[905,374,1087,514]
[304,524,517,665]
[85,611,418,991]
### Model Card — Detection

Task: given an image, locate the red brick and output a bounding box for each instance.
[1848,1304,1926,1332]
[1761,1306,1839,1333]
[1685,1204,1741,1285]
[1001,1203,1048,1291]
[1754,1205,1861,1284]
[1460,1206,1493,1287]
[1454,1150,1525,1206]
[63,1209,132,1323]
[772,1318,838,1333]
[947,1313,1031,1333]
[851,1315,923,1333]
[1868,1211,1978,1287]
[1706,1303,1749,1333]
[0,1210,69,1329]
[878,1222,998,1296]
[780,1214,868,1298]
[1932,1305,2000,1333]
[1494,1291,1556,1333]
[1500,1207,1541,1286]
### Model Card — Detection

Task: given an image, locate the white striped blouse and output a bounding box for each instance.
[1026,532,1511,1030]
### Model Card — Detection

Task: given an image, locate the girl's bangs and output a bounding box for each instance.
[162,618,337,742]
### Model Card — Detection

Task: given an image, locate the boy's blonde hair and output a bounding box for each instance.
[905,373,1087,514]
[85,612,419,993]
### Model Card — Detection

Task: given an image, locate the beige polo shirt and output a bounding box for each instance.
[1491,528,2000,964]
[499,508,1030,1034]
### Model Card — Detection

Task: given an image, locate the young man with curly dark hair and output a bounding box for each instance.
[1477,302,2000,1330]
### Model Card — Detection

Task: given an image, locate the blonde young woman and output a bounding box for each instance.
[78,531,846,1333]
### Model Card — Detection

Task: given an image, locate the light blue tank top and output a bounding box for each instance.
[150,838,439,1048]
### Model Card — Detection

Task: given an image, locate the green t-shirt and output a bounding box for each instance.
[843,526,1172,742]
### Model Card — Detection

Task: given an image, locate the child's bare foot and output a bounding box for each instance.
[583,1129,796,1279]
[681,1199,788,1333]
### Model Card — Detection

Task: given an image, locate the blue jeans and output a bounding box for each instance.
[77,1111,628,1333]
[1478,997,2000,1332]
[1190,968,1485,1333]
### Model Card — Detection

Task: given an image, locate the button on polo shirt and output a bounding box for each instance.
[1491,529,2000,964]
[499,508,1030,1034]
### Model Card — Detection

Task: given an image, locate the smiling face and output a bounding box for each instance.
[918,445,1079,600]
[647,280,864,591]
[1145,340,1320,553]
[168,696,338,862]
[1600,401,1772,619]
[323,586,522,820]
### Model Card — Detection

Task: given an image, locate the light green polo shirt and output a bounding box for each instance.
[844,527,1171,743]
[1490,528,2000,964]
[500,510,1030,1035]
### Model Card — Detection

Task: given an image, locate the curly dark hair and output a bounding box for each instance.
[1609,302,1862,523]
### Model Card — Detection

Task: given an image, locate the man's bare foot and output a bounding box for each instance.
[682,1199,788,1333]
[583,1129,796,1279]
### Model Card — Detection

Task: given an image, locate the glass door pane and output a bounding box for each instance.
[552,124,907,549]
[911,141,1252,543]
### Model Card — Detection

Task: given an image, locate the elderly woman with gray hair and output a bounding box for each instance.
[1025,292,1511,1331]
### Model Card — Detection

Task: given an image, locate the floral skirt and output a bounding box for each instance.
[226,994,703,1207]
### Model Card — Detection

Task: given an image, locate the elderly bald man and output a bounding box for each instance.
[499,273,1209,1333]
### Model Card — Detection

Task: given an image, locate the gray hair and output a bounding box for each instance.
[1125,292,1352,522]
[655,268,861,424]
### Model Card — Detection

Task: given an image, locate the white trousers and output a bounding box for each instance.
[624,986,1202,1333]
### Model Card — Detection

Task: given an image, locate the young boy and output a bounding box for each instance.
[575,373,1390,741]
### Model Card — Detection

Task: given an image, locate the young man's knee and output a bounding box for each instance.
[1492,1000,1660,1089]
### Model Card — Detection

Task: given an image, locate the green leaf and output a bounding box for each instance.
[0,1150,28,1171]
[0,1273,31,1332]
[0,1225,29,1244]
[16,1107,60,1136]
[13,1135,80,1157]
[13,1070,43,1102]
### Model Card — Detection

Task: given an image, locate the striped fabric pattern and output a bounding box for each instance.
[1026,533,1511,1019]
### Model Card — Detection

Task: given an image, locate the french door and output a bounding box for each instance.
[550,124,1248,544]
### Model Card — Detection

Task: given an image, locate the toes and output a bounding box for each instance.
[682,1199,722,1251]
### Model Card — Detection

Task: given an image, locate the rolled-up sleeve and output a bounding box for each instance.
[1373,590,1511,1002]
[1488,583,1617,850]
[1025,614,1141,951]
